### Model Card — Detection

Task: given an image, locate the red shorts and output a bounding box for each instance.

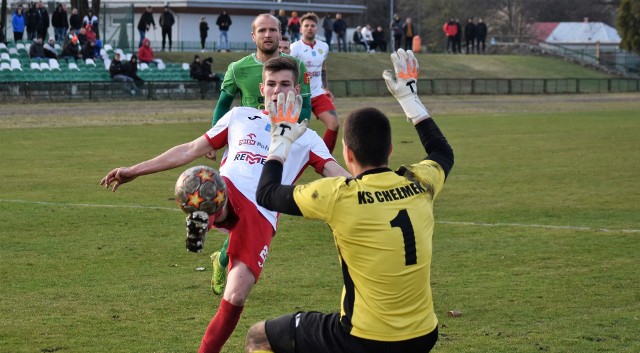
[311,94,336,117]
[208,176,274,281]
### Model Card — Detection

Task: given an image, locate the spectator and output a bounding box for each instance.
[201,57,220,83]
[276,9,288,36]
[122,54,143,87]
[453,18,462,53]
[137,6,155,48]
[76,27,87,47]
[322,13,334,49]
[373,25,387,52]
[403,17,415,51]
[110,52,139,95]
[159,5,175,51]
[84,24,96,43]
[464,17,476,54]
[352,26,368,52]
[278,35,291,54]
[26,3,37,40]
[82,39,97,60]
[333,13,347,52]
[443,18,457,53]
[216,10,232,52]
[361,24,375,53]
[61,35,81,61]
[68,8,82,35]
[11,5,26,42]
[390,13,403,51]
[35,1,49,41]
[287,11,301,42]
[29,37,46,60]
[82,10,99,39]
[51,3,69,42]
[475,18,487,54]
[189,55,204,79]
[43,38,58,59]
[137,38,154,64]
[199,17,209,52]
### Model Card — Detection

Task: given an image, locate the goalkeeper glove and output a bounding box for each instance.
[382,49,430,124]
[185,211,209,253]
[267,91,308,162]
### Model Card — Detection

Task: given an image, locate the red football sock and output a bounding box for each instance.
[323,128,338,153]
[198,298,244,353]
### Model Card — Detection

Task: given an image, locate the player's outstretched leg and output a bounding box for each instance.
[211,249,228,295]
[186,211,209,253]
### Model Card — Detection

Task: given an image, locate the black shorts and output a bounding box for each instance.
[264,311,438,353]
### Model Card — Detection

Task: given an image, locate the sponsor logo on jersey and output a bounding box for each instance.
[239,133,257,146]
[304,72,311,84]
[233,151,268,165]
[357,182,426,204]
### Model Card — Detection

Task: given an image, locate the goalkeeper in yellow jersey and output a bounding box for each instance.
[246,49,453,353]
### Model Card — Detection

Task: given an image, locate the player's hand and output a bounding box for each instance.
[267,91,308,163]
[382,49,429,124]
[204,150,217,161]
[100,167,136,192]
[324,89,334,101]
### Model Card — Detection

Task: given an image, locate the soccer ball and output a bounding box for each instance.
[175,166,227,215]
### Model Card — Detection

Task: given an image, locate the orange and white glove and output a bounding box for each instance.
[382,49,430,124]
[267,91,308,162]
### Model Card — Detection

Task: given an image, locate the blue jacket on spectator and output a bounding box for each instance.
[12,9,26,33]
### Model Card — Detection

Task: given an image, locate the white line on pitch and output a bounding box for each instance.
[2,199,639,234]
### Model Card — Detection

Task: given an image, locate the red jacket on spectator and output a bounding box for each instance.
[443,21,458,37]
[85,24,97,42]
[138,38,154,63]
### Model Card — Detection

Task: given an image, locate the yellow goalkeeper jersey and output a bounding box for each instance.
[293,160,446,341]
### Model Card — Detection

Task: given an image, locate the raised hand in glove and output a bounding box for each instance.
[382,49,430,124]
[267,91,308,163]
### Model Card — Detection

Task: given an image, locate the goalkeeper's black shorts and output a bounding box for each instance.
[265,311,438,353]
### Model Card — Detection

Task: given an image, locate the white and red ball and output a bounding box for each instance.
[175,166,227,215]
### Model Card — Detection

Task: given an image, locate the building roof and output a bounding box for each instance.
[103,0,366,14]
[531,22,621,44]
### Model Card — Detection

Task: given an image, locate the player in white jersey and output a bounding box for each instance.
[290,12,340,153]
[100,56,350,353]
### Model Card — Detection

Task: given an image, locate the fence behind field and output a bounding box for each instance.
[1,78,639,102]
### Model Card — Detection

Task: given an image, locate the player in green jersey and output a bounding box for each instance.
[246,49,453,353]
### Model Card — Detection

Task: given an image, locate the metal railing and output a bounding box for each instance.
[1,78,639,102]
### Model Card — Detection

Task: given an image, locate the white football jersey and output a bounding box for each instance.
[290,39,329,98]
[204,106,334,228]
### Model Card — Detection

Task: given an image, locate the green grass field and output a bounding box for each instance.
[158,52,617,80]
[1,95,639,353]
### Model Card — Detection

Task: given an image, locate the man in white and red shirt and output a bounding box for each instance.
[290,12,340,153]
[100,56,349,353]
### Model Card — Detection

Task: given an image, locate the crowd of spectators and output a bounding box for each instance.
[443,17,488,54]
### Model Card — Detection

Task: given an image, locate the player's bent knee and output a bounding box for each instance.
[319,111,339,130]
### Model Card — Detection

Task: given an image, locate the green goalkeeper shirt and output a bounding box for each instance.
[212,53,311,126]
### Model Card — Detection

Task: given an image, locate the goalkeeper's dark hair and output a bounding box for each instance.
[343,107,391,167]
[263,56,300,83]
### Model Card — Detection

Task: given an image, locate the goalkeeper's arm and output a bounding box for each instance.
[211,90,234,126]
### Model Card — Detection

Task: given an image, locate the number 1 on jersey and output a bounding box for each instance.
[390,209,417,266]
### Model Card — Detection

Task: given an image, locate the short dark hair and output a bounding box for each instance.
[343,107,391,167]
[263,56,299,83]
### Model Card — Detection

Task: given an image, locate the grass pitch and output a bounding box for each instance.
[0,95,639,352]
